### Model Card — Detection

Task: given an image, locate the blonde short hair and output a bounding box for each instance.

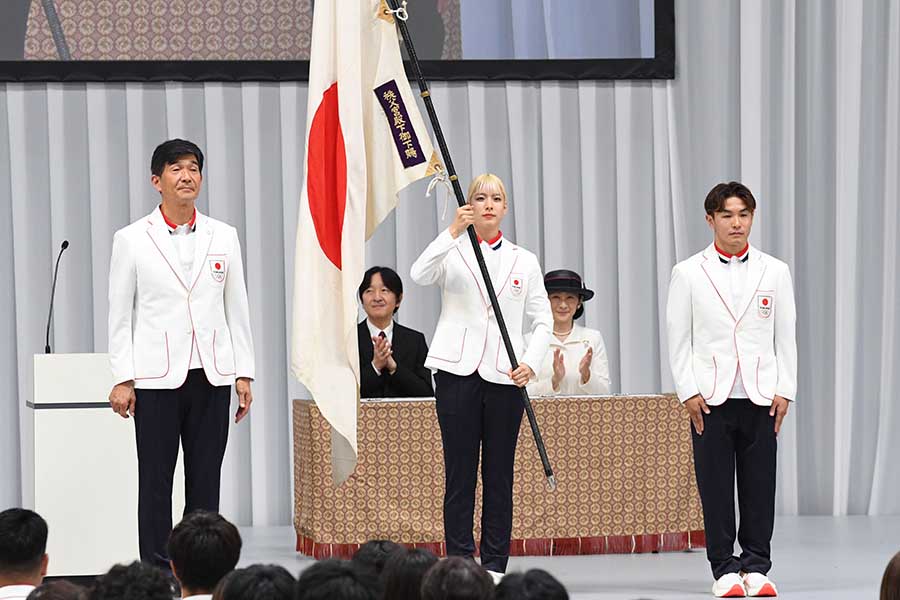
[466,173,508,204]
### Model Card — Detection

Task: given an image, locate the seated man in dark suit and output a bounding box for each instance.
[358,266,433,399]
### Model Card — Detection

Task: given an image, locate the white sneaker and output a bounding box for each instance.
[712,572,746,597]
[486,570,505,585]
[743,572,777,597]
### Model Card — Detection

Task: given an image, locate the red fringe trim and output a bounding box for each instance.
[295,530,705,559]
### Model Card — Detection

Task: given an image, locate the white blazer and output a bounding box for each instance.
[108,207,255,389]
[410,229,552,385]
[666,243,797,407]
[527,324,611,396]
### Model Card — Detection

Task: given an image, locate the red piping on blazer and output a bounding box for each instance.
[212,329,236,376]
[134,332,171,380]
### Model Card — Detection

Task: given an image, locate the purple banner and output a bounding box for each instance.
[374,79,427,169]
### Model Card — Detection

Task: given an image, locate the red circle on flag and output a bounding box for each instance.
[307,82,347,270]
[514,279,519,285]
[762,298,769,306]
[215,262,221,270]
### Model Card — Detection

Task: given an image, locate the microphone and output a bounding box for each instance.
[44,240,69,354]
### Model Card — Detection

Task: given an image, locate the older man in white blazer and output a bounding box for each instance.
[107,139,255,569]
[667,182,796,598]
[411,173,552,578]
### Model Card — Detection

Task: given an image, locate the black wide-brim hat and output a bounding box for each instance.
[544,269,595,301]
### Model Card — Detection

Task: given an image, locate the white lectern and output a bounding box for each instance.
[26,354,184,576]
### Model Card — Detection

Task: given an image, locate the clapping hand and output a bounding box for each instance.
[372,335,397,373]
[550,348,565,391]
[578,346,593,385]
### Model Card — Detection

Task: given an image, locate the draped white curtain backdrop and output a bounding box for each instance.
[1,0,898,525]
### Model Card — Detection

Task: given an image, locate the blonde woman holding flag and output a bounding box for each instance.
[411,173,552,579]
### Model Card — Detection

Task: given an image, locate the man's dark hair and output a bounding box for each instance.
[495,569,568,600]
[167,510,242,592]
[26,581,87,600]
[357,267,404,314]
[88,561,173,600]
[0,508,48,575]
[150,139,204,177]
[212,564,294,600]
[881,550,900,600]
[351,539,403,576]
[381,548,438,600]
[704,181,757,215]
[420,557,494,600]
[294,559,380,600]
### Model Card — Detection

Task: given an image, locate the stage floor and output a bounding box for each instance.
[238,516,898,599]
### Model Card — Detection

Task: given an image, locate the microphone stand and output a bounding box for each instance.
[45,240,69,354]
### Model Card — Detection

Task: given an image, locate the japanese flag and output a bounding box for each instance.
[291,0,439,483]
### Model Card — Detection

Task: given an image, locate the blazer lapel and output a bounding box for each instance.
[145,209,189,290]
[188,212,214,291]
[357,322,374,363]
[735,248,767,322]
[391,325,413,365]
[699,244,737,321]
[494,244,519,296]
[457,243,490,306]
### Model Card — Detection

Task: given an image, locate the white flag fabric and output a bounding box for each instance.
[291,0,439,484]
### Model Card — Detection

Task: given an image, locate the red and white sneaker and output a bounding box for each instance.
[712,572,746,597]
[742,572,778,597]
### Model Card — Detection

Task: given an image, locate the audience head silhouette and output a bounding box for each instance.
[420,557,495,600]
[0,508,49,588]
[167,510,242,596]
[212,564,294,600]
[295,559,380,600]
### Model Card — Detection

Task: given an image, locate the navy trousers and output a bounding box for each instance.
[133,369,231,568]
[434,370,524,573]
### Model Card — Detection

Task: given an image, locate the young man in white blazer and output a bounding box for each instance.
[666,182,797,598]
[410,173,552,579]
[107,139,255,569]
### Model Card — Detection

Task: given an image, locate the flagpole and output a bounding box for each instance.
[385,0,557,491]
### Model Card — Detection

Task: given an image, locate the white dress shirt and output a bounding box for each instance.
[717,245,750,399]
[366,318,395,375]
[0,585,37,600]
[183,595,213,600]
[528,324,611,396]
[164,208,202,370]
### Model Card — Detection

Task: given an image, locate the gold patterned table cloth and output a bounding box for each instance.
[293,394,705,558]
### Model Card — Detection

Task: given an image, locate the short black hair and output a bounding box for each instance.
[420,557,495,600]
[295,559,381,600]
[26,581,87,600]
[351,540,404,577]
[357,267,404,314]
[0,508,48,576]
[212,564,295,600]
[381,548,438,600]
[495,569,568,600]
[167,510,242,592]
[881,550,900,600]
[151,139,204,177]
[704,181,757,215]
[88,561,173,600]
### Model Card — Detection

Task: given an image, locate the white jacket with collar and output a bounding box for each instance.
[527,324,611,396]
[108,207,255,389]
[410,229,552,385]
[666,243,797,407]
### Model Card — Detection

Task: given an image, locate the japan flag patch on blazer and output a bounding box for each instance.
[209,258,226,282]
[757,294,773,318]
[510,275,524,297]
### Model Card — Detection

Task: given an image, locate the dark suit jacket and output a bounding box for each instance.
[358,321,434,399]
